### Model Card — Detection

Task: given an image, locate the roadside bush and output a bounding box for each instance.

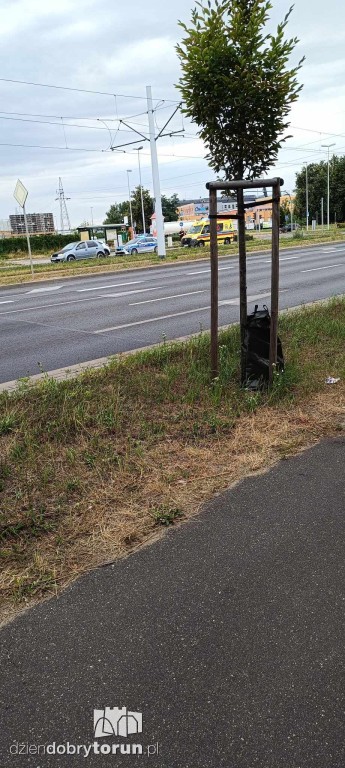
[0,232,79,256]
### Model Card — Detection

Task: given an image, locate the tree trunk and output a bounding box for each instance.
[237,187,247,385]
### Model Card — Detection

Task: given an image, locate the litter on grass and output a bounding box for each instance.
[325,376,340,384]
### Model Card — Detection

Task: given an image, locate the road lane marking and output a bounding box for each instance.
[95,306,212,333]
[99,288,162,298]
[187,266,236,275]
[301,264,343,273]
[221,291,287,306]
[129,290,206,306]
[0,300,13,305]
[0,295,127,316]
[28,285,65,293]
[77,281,144,292]
[322,248,338,252]
[94,291,284,334]
[264,257,299,262]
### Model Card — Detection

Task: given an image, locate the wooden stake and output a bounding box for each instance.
[237,187,247,385]
[209,188,218,379]
[269,181,280,384]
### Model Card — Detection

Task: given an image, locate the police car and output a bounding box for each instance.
[117,235,158,255]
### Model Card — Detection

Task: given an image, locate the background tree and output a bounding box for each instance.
[130,186,154,232]
[103,202,129,224]
[161,193,179,221]
[294,155,345,225]
[177,0,304,381]
[280,199,291,227]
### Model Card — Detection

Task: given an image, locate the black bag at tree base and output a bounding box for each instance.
[242,305,284,390]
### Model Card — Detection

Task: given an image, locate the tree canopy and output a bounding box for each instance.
[104,191,180,231]
[177,0,304,180]
[161,193,179,221]
[294,156,345,224]
[103,202,129,225]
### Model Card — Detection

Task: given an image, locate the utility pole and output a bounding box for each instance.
[137,146,146,234]
[146,85,166,258]
[55,178,71,233]
[126,169,134,235]
[321,197,324,230]
[321,143,335,230]
[90,207,94,229]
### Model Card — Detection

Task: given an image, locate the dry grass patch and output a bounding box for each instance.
[1,297,345,624]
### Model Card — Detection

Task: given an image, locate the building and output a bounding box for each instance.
[0,219,12,238]
[10,212,55,235]
[177,194,257,224]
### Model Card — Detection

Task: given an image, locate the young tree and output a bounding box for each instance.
[177,0,304,180]
[130,186,154,233]
[294,156,345,225]
[103,202,129,225]
[280,199,291,227]
[161,193,180,221]
[177,0,304,382]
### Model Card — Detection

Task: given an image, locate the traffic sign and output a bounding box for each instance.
[13,179,28,208]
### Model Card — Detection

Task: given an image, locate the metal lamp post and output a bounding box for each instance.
[303,162,309,231]
[126,169,134,235]
[137,146,146,234]
[321,143,336,230]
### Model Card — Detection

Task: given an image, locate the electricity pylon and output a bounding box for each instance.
[55,178,71,233]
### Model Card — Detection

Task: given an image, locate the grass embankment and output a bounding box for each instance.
[1,297,345,623]
[1,228,344,286]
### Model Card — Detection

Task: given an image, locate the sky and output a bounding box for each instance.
[0,0,345,229]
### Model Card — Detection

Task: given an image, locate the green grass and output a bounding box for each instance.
[1,296,345,618]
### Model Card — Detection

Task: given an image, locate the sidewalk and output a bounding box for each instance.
[1,437,344,767]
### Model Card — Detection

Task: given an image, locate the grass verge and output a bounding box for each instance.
[1,296,345,624]
[1,228,345,286]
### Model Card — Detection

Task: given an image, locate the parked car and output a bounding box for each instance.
[92,239,111,256]
[51,240,107,263]
[280,223,301,233]
[116,235,158,256]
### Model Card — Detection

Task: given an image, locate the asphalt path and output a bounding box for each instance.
[1,437,345,767]
[0,241,345,383]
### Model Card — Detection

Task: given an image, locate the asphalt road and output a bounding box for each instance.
[1,241,345,383]
[1,437,345,767]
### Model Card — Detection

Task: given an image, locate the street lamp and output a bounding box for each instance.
[137,146,146,235]
[126,169,134,235]
[303,162,309,231]
[321,143,336,230]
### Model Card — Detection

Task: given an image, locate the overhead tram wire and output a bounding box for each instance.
[0,76,180,104]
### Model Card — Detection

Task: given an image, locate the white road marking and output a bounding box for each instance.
[0,300,13,305]
[99,288,162,298]
[264,257,299,262]
[187,266,236,275]
[94,291,285,334]
[77,281,144,292]
[0,295,125,316]
[95,306,212,333]
[187,269,210,275]
[129,290,206,306]
[301,264,343,273]
[221,291,287,306]
[322,248,338,252]
[28,285,65,293]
